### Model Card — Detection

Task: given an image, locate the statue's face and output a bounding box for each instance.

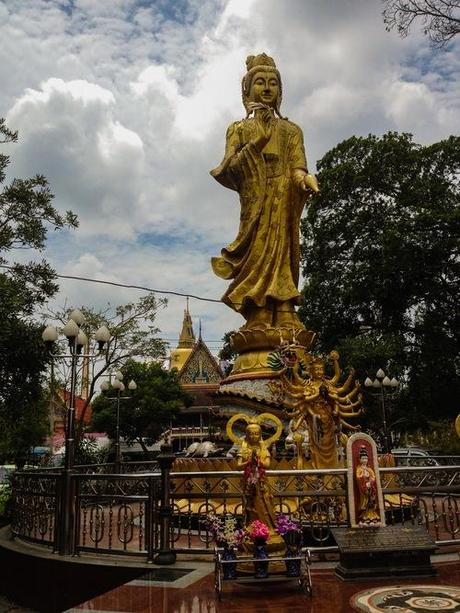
[360,455,368,466]
[249,70,279,107]
[246,425,262,444]
[311,363,325,379]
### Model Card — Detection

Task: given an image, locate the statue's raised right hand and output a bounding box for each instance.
[252,108,272,152]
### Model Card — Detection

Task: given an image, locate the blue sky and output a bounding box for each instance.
[1,0,459,356]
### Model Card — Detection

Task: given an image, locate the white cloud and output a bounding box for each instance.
[7,77,145,239]
[384,79,460,140]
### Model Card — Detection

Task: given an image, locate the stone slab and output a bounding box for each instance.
[331,525,437,581]
[332,525,436,553]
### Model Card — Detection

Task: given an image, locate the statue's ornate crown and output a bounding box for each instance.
[245,53,277,72]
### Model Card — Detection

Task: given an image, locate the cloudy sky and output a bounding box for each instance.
[2,0,459,357]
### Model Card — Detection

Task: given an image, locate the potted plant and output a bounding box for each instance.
[275,514,302,577]
[247,519,270,578]
[206,514,245,579]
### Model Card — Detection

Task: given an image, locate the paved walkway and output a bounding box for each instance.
[63,557,460,613]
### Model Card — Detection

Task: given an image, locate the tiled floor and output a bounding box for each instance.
[66,560,460,613]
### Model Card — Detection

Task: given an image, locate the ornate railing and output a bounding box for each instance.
[75,473,160,556]
[11,471,60,547]
[8,462,460,561]
[381,465,460,543]
[171,468,347,552]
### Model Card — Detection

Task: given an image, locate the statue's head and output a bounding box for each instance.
[359,446,369,466]
[242,53,283,117]
[246,423,262,444]
[310,357,325,380]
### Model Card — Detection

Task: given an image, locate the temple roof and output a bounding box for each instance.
[179,336,223,384]
[169,302,223,384]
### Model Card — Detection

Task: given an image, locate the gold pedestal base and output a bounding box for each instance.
[227,326,316,380]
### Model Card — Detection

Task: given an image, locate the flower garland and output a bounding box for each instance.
[243,451,266,485]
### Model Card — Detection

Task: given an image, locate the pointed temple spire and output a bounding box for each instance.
[177,298,195,349]
[170,300,196,371]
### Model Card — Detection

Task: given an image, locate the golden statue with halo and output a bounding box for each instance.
[226,413,283,542]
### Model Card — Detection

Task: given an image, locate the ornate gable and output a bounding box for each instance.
[179,338,223,384]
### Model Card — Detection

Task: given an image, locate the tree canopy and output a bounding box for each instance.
[382,0,460,48]
[91,359,192,454]
[0,118,78,460]
[300,131,459,429]
[47,294,168,439]
[0,118,78,314]
[218,330,237,376]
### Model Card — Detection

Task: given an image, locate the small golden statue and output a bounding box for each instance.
[355,446,381,525]
[346,433,385,529]
[211,53,319,332]
[226,413,283,541]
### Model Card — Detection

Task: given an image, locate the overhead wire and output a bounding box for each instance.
[0,266,303,312]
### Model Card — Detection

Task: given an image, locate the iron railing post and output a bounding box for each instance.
[58,469,76,555]
[146,475,156,562]
[154,444,176,565]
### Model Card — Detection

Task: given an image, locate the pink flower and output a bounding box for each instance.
[247,520,270,542]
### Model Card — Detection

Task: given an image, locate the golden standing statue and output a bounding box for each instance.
[226,413,283,543]
[355,447,381,525]
[211,53,319,332]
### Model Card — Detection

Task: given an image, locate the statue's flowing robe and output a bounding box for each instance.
[356,465,380,522]
[211,118,308,313]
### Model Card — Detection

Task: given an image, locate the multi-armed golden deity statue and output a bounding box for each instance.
[211,53,319,378]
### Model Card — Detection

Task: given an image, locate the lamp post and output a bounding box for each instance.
[100,373,137,473]
[42,309,110,554]
[364,369,400,454]
[42,310,111,468]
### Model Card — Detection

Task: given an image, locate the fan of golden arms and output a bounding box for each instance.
[210,52,319,380]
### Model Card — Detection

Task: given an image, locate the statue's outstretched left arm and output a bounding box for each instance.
[329,351,341,384]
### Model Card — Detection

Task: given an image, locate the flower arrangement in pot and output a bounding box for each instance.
[206,514,245,579]
[247,519,270,578]
[275,514,302,577]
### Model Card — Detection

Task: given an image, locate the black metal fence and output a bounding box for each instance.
[9,461,460,562]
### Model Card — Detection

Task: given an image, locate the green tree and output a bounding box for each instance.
[218,330,237,376]
[0,317,50,462]
[0,119,78,460]
[300,132,460,428]
[91,360,192,455]
[382,0,460,48]
[0,118,78,314]
[47,294,168,439]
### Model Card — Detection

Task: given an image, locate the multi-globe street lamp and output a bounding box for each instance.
[42,309,110,469]
[42,308,110,554]
[364,368,400,454]
[100,372,137,472]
